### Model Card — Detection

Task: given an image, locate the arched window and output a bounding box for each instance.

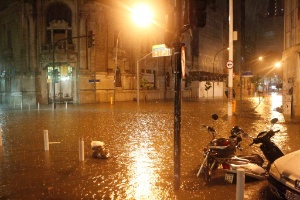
[45,2,72,45]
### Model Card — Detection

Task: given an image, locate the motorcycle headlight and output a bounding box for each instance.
[269,163,281,180]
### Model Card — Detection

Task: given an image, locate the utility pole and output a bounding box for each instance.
[169,0,207,190]
[228,0,234,116]
[173,0,182,190]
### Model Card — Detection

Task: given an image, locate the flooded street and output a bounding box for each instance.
[0,94,299,199]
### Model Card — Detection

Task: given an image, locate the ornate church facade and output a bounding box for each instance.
[0,0,169,105]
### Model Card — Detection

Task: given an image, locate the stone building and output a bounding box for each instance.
[0,0,229,106]
[282,0,300,116]
[0,0,171,105]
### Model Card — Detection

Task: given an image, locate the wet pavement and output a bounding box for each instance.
[0,93,299,199]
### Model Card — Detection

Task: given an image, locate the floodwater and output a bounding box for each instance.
[0,94,299,199]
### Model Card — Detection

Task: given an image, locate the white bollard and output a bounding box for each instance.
[20,102,23,110]
[0,128,2,147]
[65,102,68,110]
[79,138,84,161]
[236,168,245,200]
[38,102,40,110]
[44,130,49,151]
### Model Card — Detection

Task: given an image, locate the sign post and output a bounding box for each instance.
[227,60,233,69]
[228,0,234,117]
[152,44,172,57]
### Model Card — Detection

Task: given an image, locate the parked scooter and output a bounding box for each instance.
[223,118,285,182]
[247,118,284,169]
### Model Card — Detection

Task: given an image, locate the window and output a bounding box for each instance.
[45,2,72,45]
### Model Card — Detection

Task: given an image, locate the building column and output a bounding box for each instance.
[25,4,37,70]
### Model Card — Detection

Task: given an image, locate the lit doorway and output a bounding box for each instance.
[47,64,73,103]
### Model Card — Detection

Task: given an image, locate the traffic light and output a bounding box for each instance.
[189,0,207,27]
[88,30,95,47]
[53,69,60,82]
[164,12,175,47]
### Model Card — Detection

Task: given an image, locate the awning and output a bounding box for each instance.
[242,71,253,77]
[189,71,228,82]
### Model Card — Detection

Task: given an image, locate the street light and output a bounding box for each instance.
[275,62,281,68]
[131,3,153,27]
[113,28,123,105]
[212,47,229,99]
[137,52,152,104]
[113,3,153,104]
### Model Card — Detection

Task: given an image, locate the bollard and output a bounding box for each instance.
[79,137,84,161]
[65,102,68,110]
[110,97,113,105]
[38,102,40,111]
[236,168,245,200]
[232,100,236,113]
[21,102,23,110]
[0,128,2,147]
[44,130,49,151]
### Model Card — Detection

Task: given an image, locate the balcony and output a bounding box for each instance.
[40,44,77,64]
[41,44,75,53]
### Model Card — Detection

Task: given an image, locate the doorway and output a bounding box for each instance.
[47,65,73,103]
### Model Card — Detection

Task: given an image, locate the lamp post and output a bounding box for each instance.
[113,3,153,105]
[113,28,123,105]
[212,47,228,99]
[52,43,56,109]
[137,52,152,104]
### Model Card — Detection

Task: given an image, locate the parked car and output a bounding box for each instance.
[268,150,300,199]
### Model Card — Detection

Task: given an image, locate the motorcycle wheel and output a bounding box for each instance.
[205,168,212,183]
[200,165,211,183]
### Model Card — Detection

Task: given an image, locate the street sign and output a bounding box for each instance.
[227,60,234,69]
[89,79,100,83]
[152,44,172,57]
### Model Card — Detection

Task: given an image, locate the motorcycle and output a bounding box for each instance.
[197,114,267,183]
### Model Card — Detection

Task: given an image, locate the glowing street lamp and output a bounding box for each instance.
[131,3,153,27]
[113,3,153,104]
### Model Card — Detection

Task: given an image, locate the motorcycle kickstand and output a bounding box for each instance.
[197,152,209,177]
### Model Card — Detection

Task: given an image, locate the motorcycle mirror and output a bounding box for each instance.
[271,118,278,124]
[211,114,218,121]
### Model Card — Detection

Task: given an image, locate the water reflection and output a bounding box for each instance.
[270,93,283,120]
[252,93,291,153]
[128,141,156,199]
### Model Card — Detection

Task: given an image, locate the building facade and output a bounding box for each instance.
[0,0,229,106]
[0,0,170,105]
[282,0,300,116]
